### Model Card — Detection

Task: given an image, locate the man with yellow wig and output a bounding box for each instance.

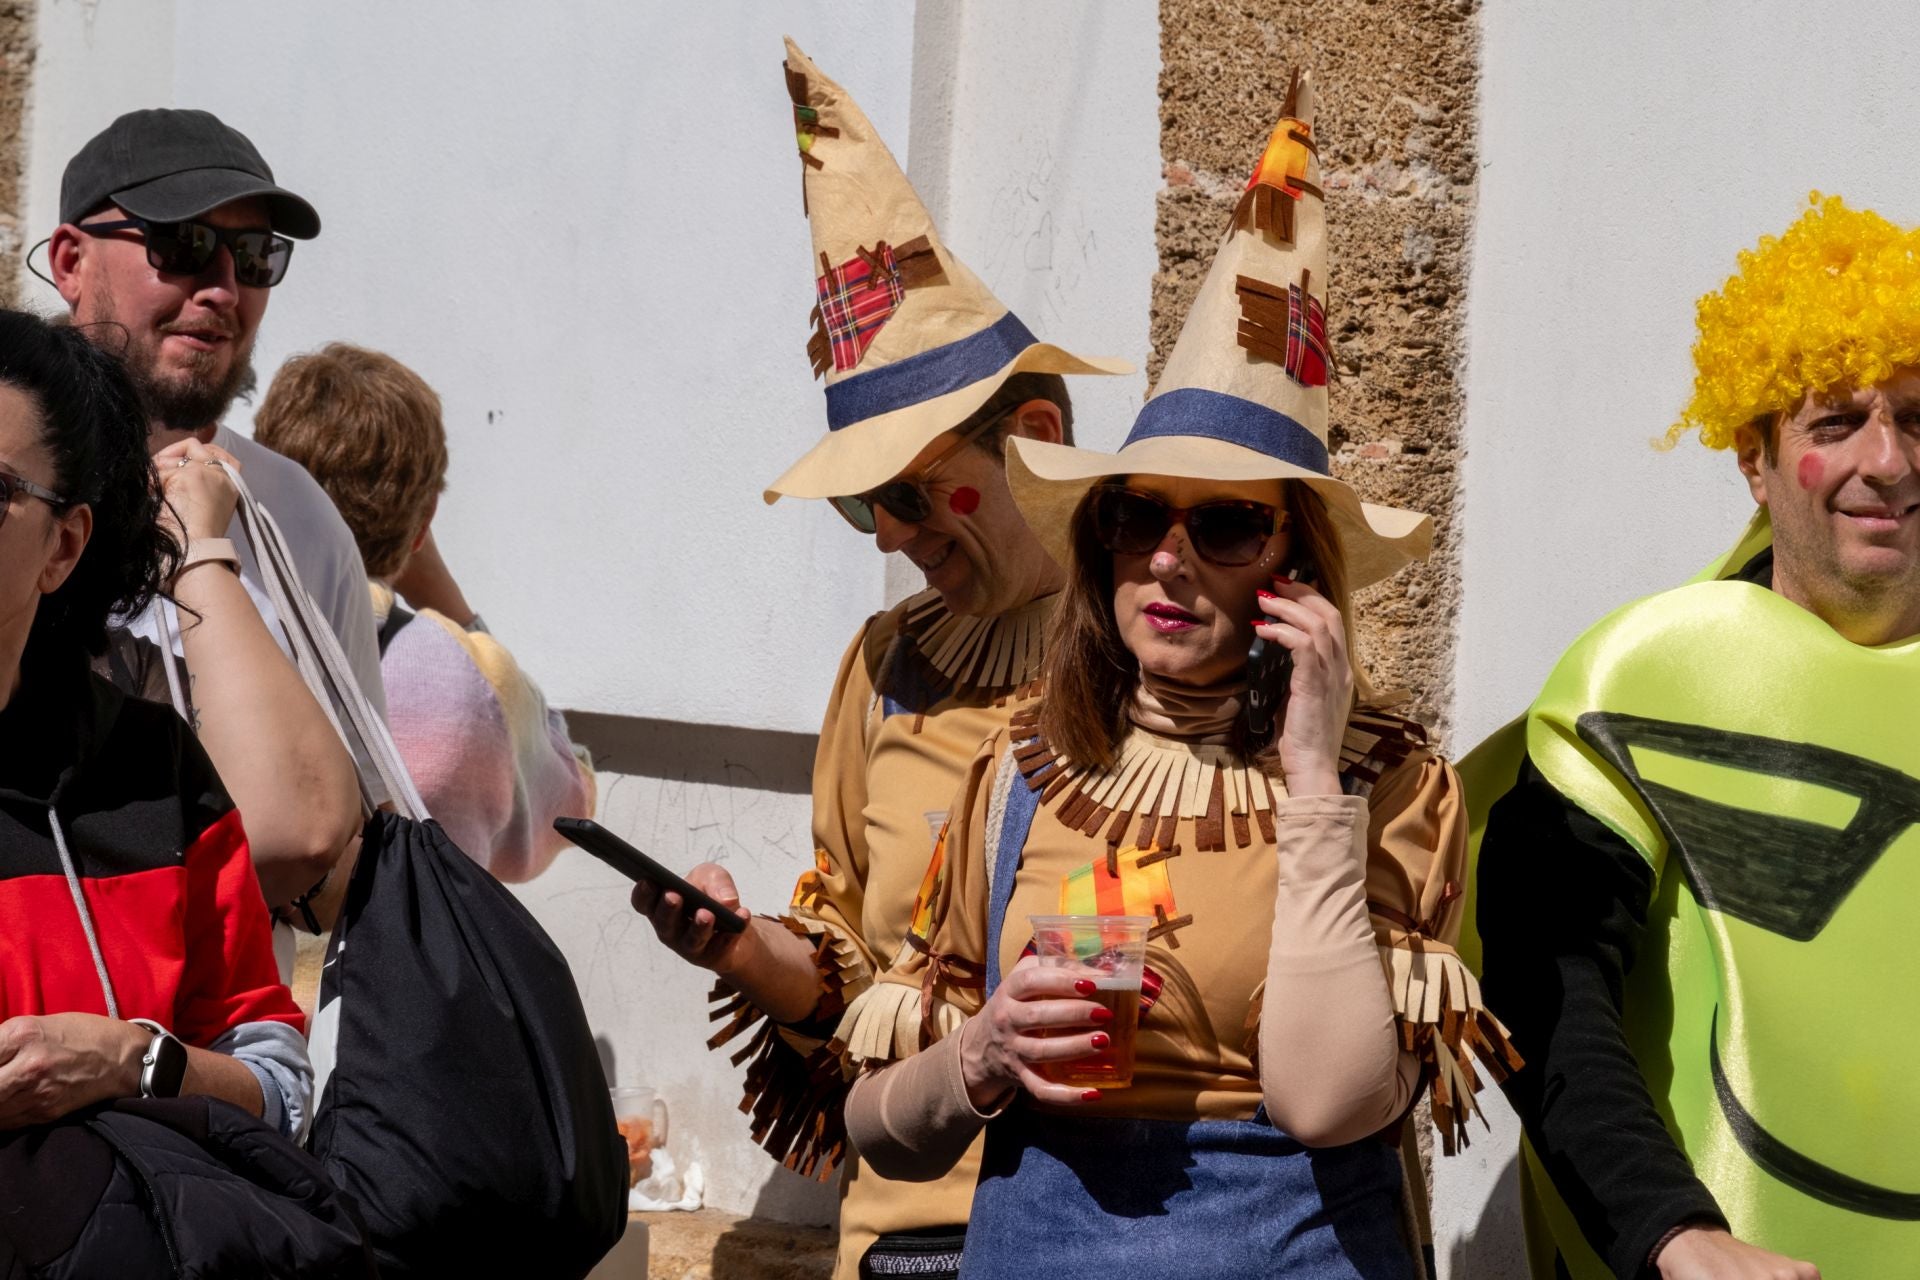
[1476,195,1920,1280]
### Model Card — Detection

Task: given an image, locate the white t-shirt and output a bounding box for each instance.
[126,426,386,718]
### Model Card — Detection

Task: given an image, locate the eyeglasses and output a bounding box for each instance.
[829,413,1006,534]
[77,216,294,289]
[1088,485,1283,567]
[0,465,69,530]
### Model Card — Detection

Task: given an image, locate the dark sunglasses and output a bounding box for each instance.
[830,413,1006,534]
[78,216,294,289]
[1089,485,1283,567]
[0,465,69,531]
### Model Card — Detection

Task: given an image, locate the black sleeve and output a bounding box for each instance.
[1477,757,1726,1279]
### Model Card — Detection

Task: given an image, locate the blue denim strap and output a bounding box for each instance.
[984,768,1043,999]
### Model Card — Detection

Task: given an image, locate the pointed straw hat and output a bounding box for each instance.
[764,37,1132,505]
[1007,72,1431,590]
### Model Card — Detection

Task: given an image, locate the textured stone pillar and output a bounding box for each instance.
[1155,0,1477,739]
[0,2,29,309]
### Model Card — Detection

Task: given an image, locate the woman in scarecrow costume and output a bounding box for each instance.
[835,74,1519,1280]
[631,37,1129,1280]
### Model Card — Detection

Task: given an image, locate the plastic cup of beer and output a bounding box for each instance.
[1028,914,1151,1089]
[609,1086,669,1189]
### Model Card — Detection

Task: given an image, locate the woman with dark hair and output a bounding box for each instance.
[837,83,1517,1278]
[0,308,308,1134]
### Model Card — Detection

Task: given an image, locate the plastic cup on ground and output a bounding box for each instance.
[609,1086,668,1189]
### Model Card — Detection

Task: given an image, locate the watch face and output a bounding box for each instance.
[148,1034,188,1099]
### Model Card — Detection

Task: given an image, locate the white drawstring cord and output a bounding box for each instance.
[158,598,192,727]
[51,806,119,1019]
[158,594,192,725]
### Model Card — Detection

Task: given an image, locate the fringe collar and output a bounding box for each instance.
[1011,703,1426,854]
[888,589,1051,704]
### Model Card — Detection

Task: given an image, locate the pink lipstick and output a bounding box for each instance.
[1143,601,1201,633]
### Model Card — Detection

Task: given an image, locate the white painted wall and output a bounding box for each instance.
[1447,3,1920,1273]
[19,0,1160,1227]
[893,0,1161,599]
[910,0,1157,454]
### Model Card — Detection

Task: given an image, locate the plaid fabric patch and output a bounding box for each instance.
[816,244,904,373]
[1285,280,1328,388]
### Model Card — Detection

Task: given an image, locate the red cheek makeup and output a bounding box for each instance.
[1796,453,1825,491]
[948,486,981,516]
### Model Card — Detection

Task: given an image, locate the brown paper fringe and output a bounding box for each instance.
[1236,272,1292,368]
[1378,937,1523,1156]
[785,61,839,212]
[1235,268,1326,372]
[1009,703,1427,852]
[807,314,832,377]
[806,237,944,379]
[1239,938,1519,1159]
[895,589,1047,704]
[1230,74,1323,248]
[833,978,968,1067]
[704,913,869,1180]
[1231,167,1325,244]
[867,234,942,288]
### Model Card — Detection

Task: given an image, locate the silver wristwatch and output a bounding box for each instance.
[129,1018,187,1099]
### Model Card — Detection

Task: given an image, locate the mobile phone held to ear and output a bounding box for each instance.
[1240,570,1316,746]
[554,817,747,934]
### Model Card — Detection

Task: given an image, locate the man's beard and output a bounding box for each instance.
[127,338,257,436]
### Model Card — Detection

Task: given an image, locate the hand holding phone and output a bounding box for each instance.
[1248,569,1355,797]
[557,817,748,935]
[1240,569,1317,746]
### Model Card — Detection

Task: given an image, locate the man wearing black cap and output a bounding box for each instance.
[45,107,384,715]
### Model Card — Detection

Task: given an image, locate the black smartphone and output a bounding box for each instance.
[554,817,747,933]
[1240,569,1317,745]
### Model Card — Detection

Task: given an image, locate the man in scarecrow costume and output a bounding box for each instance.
[630,37,1128,1280]
[1474,195,1920,1279]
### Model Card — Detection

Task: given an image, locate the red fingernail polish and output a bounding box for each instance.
[1074,979,1096,995]
[1082,1089,1103,1102]
[1090,1032,1110,1049]
[1089,1005,1114,1024]
[1256,589,1278,600]
[1274,571,1295,584]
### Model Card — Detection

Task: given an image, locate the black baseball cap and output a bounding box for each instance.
[59,108,320,239]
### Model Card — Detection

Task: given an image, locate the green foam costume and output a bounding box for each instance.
[1463,510,1920,1275]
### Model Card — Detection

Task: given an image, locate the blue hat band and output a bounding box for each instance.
[1123,387,1329,474]
[825,311,1037,431]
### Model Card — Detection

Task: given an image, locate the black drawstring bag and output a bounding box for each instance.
[223,465,626,1278]
[309,813,626,1277]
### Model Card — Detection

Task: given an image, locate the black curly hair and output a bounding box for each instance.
[0,310,179,656]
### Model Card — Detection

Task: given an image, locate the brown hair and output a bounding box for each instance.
[1039,480,1362,774]
[254,343,448,579]
[959,371,1075,453]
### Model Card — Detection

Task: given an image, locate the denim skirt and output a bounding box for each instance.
[959,1106,1415,1280]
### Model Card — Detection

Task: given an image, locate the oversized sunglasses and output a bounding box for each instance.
[0,465,69,531]
[1089,485,1284,567]
[78,216,295,289]
[829,413,1005,534]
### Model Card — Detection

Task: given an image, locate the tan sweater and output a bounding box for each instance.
[839,709,1516,1177]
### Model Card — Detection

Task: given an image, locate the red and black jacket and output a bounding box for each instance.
[0,644,301,1045]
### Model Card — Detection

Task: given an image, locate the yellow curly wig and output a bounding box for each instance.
[1670,193,1920,450]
